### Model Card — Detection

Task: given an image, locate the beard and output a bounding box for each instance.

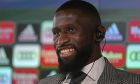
[57,44,93,74]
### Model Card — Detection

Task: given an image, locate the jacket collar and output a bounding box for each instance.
[97,57,123,84]
[57,57,123,84]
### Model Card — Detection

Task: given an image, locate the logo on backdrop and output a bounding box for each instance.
[128,20,140,43]
[103,22,126,43]
[0,67,12,84]
[0,48,9,65]
[103,45,125,68]
[0,22,15,45]
[0,47,12,66]
[16,23,40,43]
[13,44,40,68]
[13,69,38,84]
[126,44,140,69]
[41,20,54,44]
[40,45,58,68]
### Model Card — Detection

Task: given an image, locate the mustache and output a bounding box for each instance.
[56,44,76,53]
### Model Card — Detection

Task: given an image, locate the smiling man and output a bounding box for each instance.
[52,7,101,74]
[38,0,140,84]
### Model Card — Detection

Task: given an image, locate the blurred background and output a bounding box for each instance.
[0,0,140,84]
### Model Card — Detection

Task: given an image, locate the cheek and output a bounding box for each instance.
[79,36,93,47]
[73,37,89,48]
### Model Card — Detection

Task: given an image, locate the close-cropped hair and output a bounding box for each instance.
[56,0,101,25]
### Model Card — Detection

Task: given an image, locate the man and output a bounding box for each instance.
[38,0,140,84]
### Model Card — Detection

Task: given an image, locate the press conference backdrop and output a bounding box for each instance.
[0,0,140,84]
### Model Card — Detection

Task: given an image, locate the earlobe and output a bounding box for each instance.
[95,25,106,42]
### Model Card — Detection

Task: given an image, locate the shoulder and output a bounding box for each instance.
[103,58,140,83]
[115,69,140,83]
[37,73,65,84]
[37,75,58,84]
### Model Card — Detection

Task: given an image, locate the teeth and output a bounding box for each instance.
[70,49,72,51]
[60,48,74,53]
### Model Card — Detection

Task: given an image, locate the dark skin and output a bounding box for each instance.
[52,9,103,71]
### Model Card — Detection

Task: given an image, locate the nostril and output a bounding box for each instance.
[57,38,69,46]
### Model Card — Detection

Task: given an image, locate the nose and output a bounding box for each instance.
[57,37,69,46]
[55,35,70,46]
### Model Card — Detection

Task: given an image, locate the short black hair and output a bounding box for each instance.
[56,0,101,25]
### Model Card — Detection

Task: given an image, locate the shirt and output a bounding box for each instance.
[81,57,105,84]
[62,57,105,84]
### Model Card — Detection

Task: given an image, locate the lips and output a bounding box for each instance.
[57,46,76,61]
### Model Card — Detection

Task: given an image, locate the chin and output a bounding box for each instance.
[56,43,93,73]
[57,50,91,73]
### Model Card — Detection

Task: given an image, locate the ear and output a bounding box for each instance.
[95,25,106,42]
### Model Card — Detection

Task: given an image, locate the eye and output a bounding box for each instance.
[53,31,59,36]
[67,26,76,33]
[69,28,74,32]
[52,29,59,36]
[53,31,58,35]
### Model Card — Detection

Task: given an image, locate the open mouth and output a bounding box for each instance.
[58,47,77,61]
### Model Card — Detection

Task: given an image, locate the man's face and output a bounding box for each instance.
[52,9,95,73]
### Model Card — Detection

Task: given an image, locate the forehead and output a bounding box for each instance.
[53,11,82,30]
[55,9,83,17]
[54,10,81,24]
[54,15,77,26]
[53,9,95,27]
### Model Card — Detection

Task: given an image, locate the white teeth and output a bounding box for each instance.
[60,48,74,53]
[70,49,74,51]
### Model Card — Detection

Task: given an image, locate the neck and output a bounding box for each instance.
[87,45,102,65]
